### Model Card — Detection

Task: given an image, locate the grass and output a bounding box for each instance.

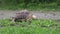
[0,3,60,11]
[0,19,60,34]
[27,3,60,11]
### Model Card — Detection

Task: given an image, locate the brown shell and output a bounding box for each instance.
[13,11,33,22]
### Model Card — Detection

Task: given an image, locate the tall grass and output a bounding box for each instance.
[0,2,60,11]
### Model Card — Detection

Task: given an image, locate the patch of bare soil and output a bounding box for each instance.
[0,10,60,20]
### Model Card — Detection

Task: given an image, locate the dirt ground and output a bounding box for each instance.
[0,10,60,20]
